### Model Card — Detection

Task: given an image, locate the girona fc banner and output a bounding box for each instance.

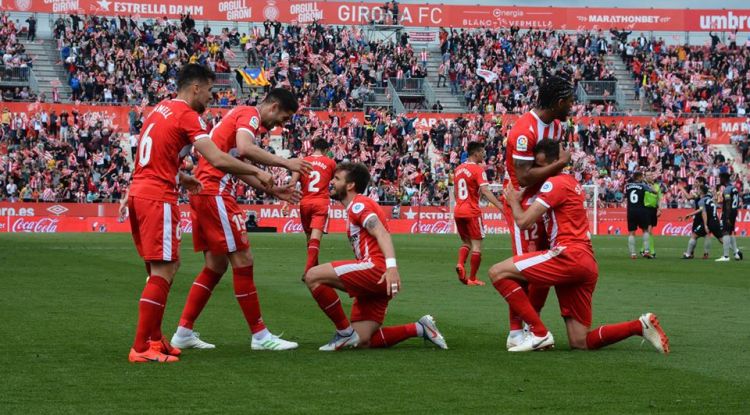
[0,102,745,145]
[3,1,750,32]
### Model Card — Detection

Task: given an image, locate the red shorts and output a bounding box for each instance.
[455,216,484,240]
[513,245,598,327]
[190,195,250,254]
[504,195,548,255]
[300,201,330,234]
[331,259,389,324]
[128,196,181,262]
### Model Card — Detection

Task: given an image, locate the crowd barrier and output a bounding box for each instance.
[1,202,748,236]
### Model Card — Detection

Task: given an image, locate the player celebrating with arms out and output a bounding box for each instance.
[304,162,448,351]
[127,64,274,363]
[488,140,669,354]
[453,141,504,286]
[289,138,337,276]
[171,88,311,351]
[502,74,573,348]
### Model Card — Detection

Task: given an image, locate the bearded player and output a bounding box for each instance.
[489,139,669,354]
[289,138,337,276]
[303,162,448,351]
[453,141,504,286]
[503,75,573,349]
[171,89,312,351]
[127,64,274,363]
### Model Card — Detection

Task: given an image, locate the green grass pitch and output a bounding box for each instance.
[0,233,748,414]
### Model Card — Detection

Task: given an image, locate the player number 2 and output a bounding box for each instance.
[457,179,468,200]
[137,123,156,167]
[308,171,321,192]
[231,214,244,231]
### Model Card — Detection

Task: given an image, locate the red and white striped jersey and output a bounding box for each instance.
[345,194,388,264]
[504,110,562,195]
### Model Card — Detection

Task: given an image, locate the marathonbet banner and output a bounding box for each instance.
[3,1,750,32]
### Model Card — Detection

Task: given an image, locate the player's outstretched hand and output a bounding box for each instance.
[257,170,274,190]
[180,174,203,195]
[379,268,402,297]
[503,186,522,205]
[275,184,302,204]
[118,199,128,223]
[559,142,572,165]
[286,158,313,175]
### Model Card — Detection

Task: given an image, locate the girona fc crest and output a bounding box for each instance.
[15,0,32,11]
[264,0,280,20]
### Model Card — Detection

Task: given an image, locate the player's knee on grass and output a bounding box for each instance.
[564,318,589,350]
[352,321,380,347]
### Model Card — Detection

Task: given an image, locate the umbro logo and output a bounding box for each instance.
[46,205,68,216]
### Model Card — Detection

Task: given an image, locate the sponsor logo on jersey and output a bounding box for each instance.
[352,202,365,214]
[540,182,553,193]
[250,116,260,130]
[516,135,528,152]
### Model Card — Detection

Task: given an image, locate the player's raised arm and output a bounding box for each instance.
[236,129,311,174]
[365,215,401,296]
[194,138,273,188]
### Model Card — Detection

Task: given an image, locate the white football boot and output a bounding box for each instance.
[418,315,448,349]
[170,331,216,349]
[318,330,360,351]
[508,331,555,352]
[639,313,670,354]
[251,334,299,351]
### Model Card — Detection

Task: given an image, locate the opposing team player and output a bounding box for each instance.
[303,162,448,351]
[681,185,727,260]
[716,173,743,261]
[625,171,653,259]
[502,75,573,348]
[453,141,504,286]
[489,140,669,354]
[127,64,274,363]
[289,138,337,276]
[171,89,312,351]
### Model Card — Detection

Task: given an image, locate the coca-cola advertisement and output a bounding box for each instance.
[10,217,60,233]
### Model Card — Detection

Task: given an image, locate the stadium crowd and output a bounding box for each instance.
[0,16,749,207]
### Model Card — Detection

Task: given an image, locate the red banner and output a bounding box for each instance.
[2,102,744,145]
[2,2,747,32]
[3,203,749,236]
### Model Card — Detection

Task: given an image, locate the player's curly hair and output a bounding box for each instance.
[537,74,574,109]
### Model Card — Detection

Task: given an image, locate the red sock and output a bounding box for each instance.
[178,267,224,329]
[369,324,419,348]
[305,238,321,273]
[586,320,642,350]
[469,252,481,278]
[528,284,550,313]
[492,279,547,336]
[233,265,267,334]
[457,245,469,266]
[311,285,350,330]
[132,275,170,352]
[509,309,523,331]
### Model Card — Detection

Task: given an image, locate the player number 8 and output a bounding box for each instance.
[457,178,468,200]
[137,123,156,167]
